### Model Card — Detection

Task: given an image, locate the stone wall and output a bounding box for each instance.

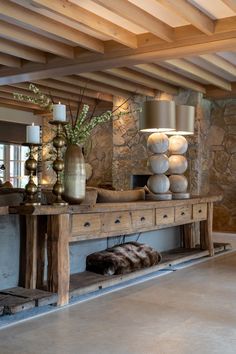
[41,110,113,188]
[112,91,211,195]
[208,100,236,232]
[41,94,236,232]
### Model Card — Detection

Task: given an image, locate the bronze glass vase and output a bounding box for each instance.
[63,144,86,204]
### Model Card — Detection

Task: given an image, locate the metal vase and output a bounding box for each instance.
[63,144,86,204]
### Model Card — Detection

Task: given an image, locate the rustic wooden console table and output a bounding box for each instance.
[10,195,221,306]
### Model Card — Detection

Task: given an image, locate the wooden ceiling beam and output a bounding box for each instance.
[165,58,232,90]
[0,38,46,63]
[0,94,42,110]
[199,53,236,76]
[157,0,215,35]
[78,72,157,97]
[105,67,178,94]
[60,76,133,99]
[0,0,104,53]
[0,20,74,59]
[205,82,236,99]
[1,17,236,85]
[0,53,21,68]
[93,0,173,42]
[32,79,113,102]
[0,100,38,112]
[133,63,206,93]
[221,0,236,12]
[32,0,137,48]
[9,82,112,110]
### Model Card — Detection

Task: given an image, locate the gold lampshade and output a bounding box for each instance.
[139,100,176,132]
[172,105,195,135]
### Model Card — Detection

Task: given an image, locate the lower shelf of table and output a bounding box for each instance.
[0,287,57,315]
[69,242,231,299]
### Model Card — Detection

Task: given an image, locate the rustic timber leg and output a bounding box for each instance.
[25,215,38,289]
[36,215,47,289]
[181,223,195,249]
[47,214,70,306]
[19,215,26,287]
[200,202,214,256]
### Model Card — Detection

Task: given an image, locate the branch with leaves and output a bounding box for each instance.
[13,83,141,146]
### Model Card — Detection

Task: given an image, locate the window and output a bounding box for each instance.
[0,144,28,188]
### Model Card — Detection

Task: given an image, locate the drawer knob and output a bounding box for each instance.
[198,209,202,213]
[141,216,146,221]
[163,214,168,219]
[84,222,91,227]
[181,212,185,216]
[115,219,120,224]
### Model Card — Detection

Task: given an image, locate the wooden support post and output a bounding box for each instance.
[19,215,26,287]
[25,215,38,289]
[200,202,214,256]
[36,215,47,289]
[181,223,195,248]
[47,214,70,306]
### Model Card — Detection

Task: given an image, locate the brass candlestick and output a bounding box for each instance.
[49,120,68,205]
[23,143,41,205]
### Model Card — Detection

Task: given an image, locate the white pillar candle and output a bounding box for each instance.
[26,123,40,144]
[53,102,66,121]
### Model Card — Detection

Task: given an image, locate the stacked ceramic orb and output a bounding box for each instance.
[168,135,189,199]
[146,132,172,200]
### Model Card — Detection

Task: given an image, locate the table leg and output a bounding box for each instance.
[25,215,38,289]
[181,223,195,248]
[36,215,47,289]
[200,202,214,256]
[47,214,70,306]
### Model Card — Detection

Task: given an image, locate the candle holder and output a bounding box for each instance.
[49,120,68,205]
[23,143,41,205]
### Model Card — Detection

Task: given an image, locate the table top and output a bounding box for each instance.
[0,206,9,215]
[9,195,222,216]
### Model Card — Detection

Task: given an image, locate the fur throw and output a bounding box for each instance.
[86,242,162,276]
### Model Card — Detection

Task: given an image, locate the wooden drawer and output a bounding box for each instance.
[175,205,192,222]
[156,207,174,225]
[193,203,207,220]
[71,214,101,236]
[131,209,154,229]
[101,211,132,233]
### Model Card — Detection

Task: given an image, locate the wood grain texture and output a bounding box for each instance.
[25,215,38,289]
[36,215,47,289]
[9,195,222,216]
[47,214,70,306]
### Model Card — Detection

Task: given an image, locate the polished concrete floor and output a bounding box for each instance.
[0,249,236,354]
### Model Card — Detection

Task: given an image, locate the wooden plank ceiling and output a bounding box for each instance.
[0,0,236,113]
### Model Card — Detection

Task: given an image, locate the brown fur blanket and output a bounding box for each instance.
[86,242,162,276]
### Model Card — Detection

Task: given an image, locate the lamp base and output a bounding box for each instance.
[146,192,172,201]
[172,192,190,200]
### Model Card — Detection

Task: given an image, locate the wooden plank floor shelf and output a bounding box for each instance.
[69,242,231,299]
[10,195,223,307]
[0,288,57,315]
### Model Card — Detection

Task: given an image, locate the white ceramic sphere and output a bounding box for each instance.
[149,154,169,174]
[147,133,169,154]
[147,174,170,194]
[168,155,188,174]
[169,135,188,155]
[169,175,188,193]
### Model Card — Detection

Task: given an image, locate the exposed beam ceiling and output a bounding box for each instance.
[31,0,138,48]
[0,0,104,53]
[93,0,174,42]
[0,0,235,111]
[157,0,215,35]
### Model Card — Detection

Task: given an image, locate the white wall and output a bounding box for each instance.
[0,107,42,125]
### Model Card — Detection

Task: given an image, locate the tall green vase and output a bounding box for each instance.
[63,144,86,204]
